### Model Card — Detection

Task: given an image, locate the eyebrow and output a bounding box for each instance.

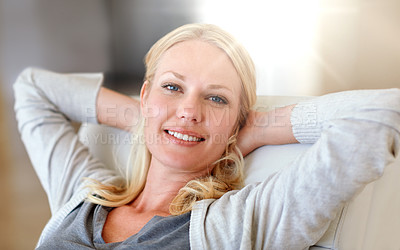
[207,84,233,93]
[162,71,185,81]
[161,71,233,93]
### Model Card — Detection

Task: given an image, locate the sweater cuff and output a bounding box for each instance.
[290,100,321,144]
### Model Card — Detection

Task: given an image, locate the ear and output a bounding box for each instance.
[140,80,150,115]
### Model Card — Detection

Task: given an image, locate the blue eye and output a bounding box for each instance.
[162,84,180,92]
[209,96,227,104]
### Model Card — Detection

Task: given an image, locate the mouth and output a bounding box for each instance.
[164,130,205,142]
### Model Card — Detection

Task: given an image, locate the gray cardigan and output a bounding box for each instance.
[14,68,400,249]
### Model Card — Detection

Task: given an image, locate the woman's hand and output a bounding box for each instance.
[96,87,141,131]
[237,110,266,157]
[237,105,298,157]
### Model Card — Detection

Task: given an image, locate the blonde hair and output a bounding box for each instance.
[87,23,257,215]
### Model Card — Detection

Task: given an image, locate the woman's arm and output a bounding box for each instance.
[96,87,140,131]
[237,105,298,156]
[191,88,400,250]
[14,68,121,214]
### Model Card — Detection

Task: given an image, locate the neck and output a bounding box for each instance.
[129,157,209,215]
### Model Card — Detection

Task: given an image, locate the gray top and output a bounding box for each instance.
[14,68,400,249]
[36,201,190,249]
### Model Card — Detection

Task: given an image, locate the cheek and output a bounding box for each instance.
[143,94,171,124]
[143,126,161,153]
[142,97,169,146]
[205,107,239,142]
[143,95,163,118]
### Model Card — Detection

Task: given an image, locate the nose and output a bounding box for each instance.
[176,97,202,123]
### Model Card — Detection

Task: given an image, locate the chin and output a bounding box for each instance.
[163,152,212,172]
[150,146,220,174]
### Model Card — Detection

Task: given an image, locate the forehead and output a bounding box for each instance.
[155,40,242,94]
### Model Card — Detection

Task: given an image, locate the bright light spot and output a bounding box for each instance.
[198,0,320,95]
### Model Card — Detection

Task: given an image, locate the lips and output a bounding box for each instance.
[164,130,205,142]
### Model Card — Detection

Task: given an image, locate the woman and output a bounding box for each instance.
[14,23,400,249]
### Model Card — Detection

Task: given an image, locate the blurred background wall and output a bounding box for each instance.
[0,0,399,249]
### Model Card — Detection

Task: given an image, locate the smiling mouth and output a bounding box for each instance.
[164,130,205,142]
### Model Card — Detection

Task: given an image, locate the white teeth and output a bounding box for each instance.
[167,130,202,142]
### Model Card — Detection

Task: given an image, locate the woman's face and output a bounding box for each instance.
[141,39,242,175]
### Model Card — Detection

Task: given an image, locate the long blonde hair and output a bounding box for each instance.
[87,23,257,215]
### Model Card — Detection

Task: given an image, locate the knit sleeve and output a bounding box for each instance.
[14,68,120,214]
[291,89,400,144]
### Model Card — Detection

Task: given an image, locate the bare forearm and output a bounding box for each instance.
[259,104,298,145]
[96,87,140,131]
[238,105,298,156]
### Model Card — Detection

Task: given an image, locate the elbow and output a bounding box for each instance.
[13,67,36,89]
[13,67,40,111]
[362,88,400,112]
